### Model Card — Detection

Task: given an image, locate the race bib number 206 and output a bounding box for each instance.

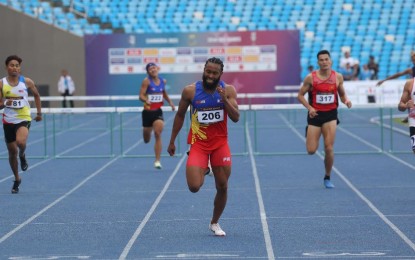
[197,109,224,124]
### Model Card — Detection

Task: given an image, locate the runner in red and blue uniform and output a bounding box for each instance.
[168,57,239,236]
[298,50,352,189]
[139,63,175,169]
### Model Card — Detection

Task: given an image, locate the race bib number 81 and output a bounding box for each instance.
[6,99,25,108]
[148,94,163,103]
[316,93,335,104]
[197,109,224,124]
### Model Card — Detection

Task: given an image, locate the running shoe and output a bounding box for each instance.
[209,223,226,236]
[154,161,162,169]
[324,179,335,189]
[11,179,21,194]
[20,154,28,171]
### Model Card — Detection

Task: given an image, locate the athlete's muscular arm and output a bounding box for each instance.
[377,67,412,86]
[162,79,176,111]
[139,78,150,105]
[297,74,318,117]
[167,84,194,156]
[218,84,239,123]
[336,73,352,109]
[398,79,414,111]
[0,81,4,109]
[26,77,42,121]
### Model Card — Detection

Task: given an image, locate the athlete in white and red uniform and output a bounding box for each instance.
[398,77,415,153]
[168,57,239,236]
[298,50,352,189]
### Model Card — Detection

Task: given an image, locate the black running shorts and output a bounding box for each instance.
[410,126,415,151]
[3,121,31,143]
[307,109,339,127]
[142,108,164,127]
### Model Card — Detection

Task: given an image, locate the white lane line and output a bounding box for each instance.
[338,127,415,170]
[118,153,187,260]
[0,156,120,244]
[339,127,415,170]
[337,127,382,152]
[0,115,140,184]
[0,115,107,156]
[0,115,112,183]
[245,121,275,260]
[0,115,142,244]
[281,115,415,252]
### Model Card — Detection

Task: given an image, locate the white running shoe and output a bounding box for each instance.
[154,161,162,169]
[209,223,226,236]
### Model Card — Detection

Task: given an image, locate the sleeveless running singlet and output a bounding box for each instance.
[187,81,227,149]
[309,70,338,111]
[144,77,165,110]
[2,76,31,124]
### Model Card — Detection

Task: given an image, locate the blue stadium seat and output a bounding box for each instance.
[5,0,414,78]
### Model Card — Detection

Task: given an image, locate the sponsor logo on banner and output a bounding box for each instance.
[126,49,141,55]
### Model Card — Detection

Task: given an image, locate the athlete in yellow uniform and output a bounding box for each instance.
[0,55,42,193]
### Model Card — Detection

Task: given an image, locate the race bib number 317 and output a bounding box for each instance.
[316,93,335,104]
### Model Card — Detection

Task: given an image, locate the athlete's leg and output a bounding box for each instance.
[321,120,337,177]
[306,125,322,154]
[210,165,230,224]
[152,119,164,162]
[210,144,231,224]
[6,141,19,181]
[16,125,29,171]
[186,145,209,192]
[16,125,29,157]
[142,127,152,143]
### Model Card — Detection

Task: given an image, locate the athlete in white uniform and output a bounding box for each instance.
[0,55,42,193]
[398,77,415,153]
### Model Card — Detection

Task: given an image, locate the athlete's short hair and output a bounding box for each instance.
[204,57,224,72]
[317,50,331,59]
[145,62,157,73]
[5,55,22,66]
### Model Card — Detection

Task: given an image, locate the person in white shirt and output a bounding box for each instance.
[340,51,360,79]
[57,69,75,107]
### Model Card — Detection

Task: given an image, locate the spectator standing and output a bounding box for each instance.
[57,69,75,108]
[340,51,360,80]
[367,55,379,80]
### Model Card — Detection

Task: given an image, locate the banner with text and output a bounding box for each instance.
[85,30,301,106]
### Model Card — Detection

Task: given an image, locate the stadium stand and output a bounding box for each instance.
[1,0,414,80]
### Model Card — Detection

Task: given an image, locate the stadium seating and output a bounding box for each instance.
[2,0,414,80]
